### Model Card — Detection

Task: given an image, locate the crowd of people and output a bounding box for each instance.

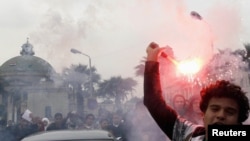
[171,94,203,125]
[0,93,205,141]
[0,108,130,141]
[0,89,218,141]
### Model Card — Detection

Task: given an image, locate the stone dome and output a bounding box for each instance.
[0,40,56,85]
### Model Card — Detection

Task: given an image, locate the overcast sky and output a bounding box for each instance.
[0,0,250,98]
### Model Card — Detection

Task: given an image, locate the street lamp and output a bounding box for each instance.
[190,11,214,52]
[70,48,93,96]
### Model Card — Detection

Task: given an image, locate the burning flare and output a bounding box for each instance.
[177,58,202,75]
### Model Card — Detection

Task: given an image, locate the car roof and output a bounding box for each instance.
[21,130,115,141]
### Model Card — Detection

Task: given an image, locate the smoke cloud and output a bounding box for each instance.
[28,0,245,77]
[0,0,248,98]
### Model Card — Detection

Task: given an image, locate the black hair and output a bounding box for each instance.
[85,113,95,120]
[187,94,201,112]
[100,118,109,124]
[54,112,63,118]
[200,80,250,123]
[172,94,186,107]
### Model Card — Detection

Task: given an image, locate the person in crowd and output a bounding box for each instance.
[0,119,17,141]
[6,120,14,128]
[65,111,83,130]
[96,108,112,127]
[185,94,203,125]
[46,112,67,131]
[172,94,187,117]
[78,113,96,130]
[42,117,50,131]
[99,118,110,130]
[143,42,250,141]
[10,115,40,140]
[98,118,112,134]
[32,116,45,131]
[108,110,127,141]
[5,120,15,131]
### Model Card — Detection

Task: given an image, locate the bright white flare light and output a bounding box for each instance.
[177,58,202,75]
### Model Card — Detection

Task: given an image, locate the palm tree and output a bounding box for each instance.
[97,76,137,109]
[61,64,101,115]
[134,57,146,77]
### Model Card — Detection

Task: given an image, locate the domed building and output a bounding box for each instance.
[0,40,70,122]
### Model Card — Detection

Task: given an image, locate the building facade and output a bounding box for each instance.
[0,40,71,122]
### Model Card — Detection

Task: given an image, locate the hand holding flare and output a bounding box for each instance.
[146,42,178,65]
[146,42,201,75]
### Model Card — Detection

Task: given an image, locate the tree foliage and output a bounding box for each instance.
[61,64,100,96]
[134,57,146,77]
[97,76,137,107]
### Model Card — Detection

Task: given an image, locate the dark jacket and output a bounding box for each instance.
[143,61,205,141]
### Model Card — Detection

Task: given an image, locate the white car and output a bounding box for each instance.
[21,130,117,141]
